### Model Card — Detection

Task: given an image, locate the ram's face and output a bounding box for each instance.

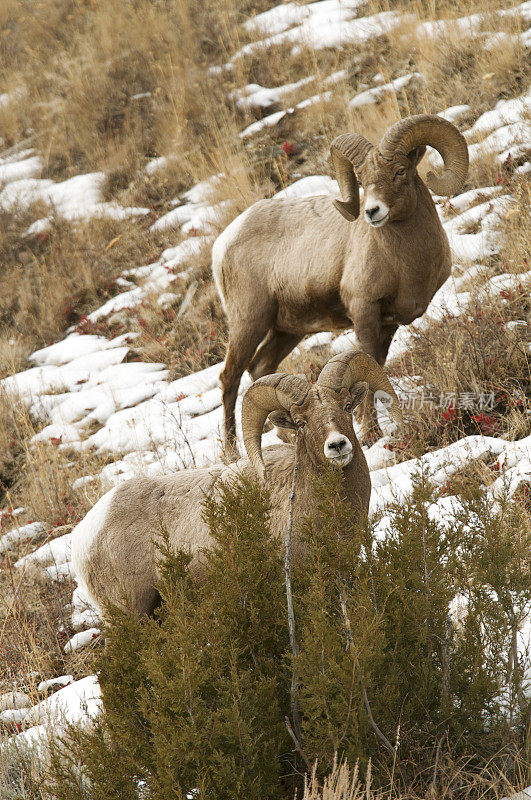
[358,148,425,228]
[269,385,367,470]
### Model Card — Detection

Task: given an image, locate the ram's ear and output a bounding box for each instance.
[408,145,426,168]
[268,410,296,430]
[350,381,369,408]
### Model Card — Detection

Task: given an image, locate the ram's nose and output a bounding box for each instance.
[365,204,382,220]
[364,193,389,227]
[324,433,353,464]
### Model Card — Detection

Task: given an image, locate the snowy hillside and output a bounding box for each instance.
[0,0,529,789]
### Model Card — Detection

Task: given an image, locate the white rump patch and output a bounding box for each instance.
[211,204,257,308]
[70,487,117,608]
[212,205,255,270]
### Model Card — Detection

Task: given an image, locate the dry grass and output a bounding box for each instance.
[0,0,529,786]
[0,388,117,518]
[0,0,526,191]
[0,398,113,693]
[0,562,82,693]
[0,214,181,378]
[0,0,273,183]
[385,168,531,457]
[302,751,530,800]
[390,289,529,458]
[501,177,531,272]
[415,32,527,118]
[370,0,516,11]
[302,759,376,800]
[132,286,227,380]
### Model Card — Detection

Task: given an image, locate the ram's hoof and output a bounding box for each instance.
[221,441,240,465]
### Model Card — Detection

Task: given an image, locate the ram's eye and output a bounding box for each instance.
[395,167,406,177]
[344,403,352,413]
[296,419,306,429]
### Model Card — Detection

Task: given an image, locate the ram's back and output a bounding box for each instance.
[212,195,351,317]
[75,465,225,614]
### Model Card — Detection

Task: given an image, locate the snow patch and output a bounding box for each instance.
[0,171,149,231]
[349,72,425,109]
[64,629,101,653]
[0,521,47,555]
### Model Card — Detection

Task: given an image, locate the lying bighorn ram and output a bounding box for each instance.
[72,352,402,616]
[212,114,468,452]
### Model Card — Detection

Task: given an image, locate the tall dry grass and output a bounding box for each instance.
[0,0,529,768]
[0,215,174,377]
[0,395,113,694]
[0,0,271,180]
[302,754,530,800]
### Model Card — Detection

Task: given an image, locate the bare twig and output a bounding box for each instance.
[421,515,431,639]
[285,430,304,748]
[285,715,312,773]
[429,732,446,796]
[508,609,527,715]
[339,589,394,757]
[430,616,453,795]
[164,402,197,469]
[0,133,39,160]
[441,615,452,716]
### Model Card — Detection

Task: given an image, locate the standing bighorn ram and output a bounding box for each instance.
[72,352,402,616]
[212,114,468,452]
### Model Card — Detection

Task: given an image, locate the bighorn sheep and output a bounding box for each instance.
[212,114,468,452]
[71,352,402,616]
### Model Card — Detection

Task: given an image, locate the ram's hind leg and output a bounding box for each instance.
[357,322,398,444]
[248,330,302,442]
[346,298,400,444]
[249,329,303,379]
[220,325,270,461]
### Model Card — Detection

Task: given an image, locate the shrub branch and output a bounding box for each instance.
[339,589,394,757]
[285,430,305,756]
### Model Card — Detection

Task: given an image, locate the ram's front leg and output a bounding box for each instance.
[347,300,397,445]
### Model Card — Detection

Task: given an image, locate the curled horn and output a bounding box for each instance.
[378,114,468,196]
[242,373,309,479]
[330,133,373,221]
[317,350,403,428]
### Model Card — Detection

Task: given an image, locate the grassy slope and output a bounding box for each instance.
[0,0,529,775]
